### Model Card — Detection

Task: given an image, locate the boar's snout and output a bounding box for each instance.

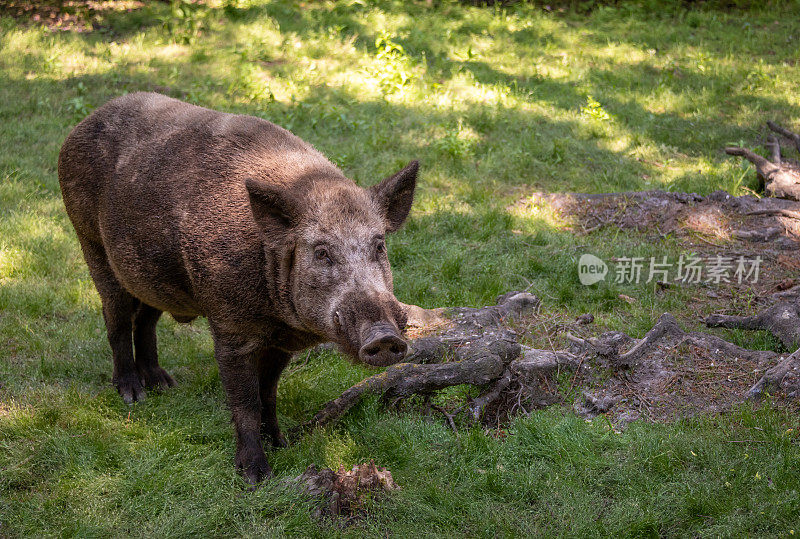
[359,323,407,366]
[332,292,408,366]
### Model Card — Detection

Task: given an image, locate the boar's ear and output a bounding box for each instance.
[245,178,301,230]
[370,160,418,232]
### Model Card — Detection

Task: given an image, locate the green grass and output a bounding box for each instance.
[2,0,800,535]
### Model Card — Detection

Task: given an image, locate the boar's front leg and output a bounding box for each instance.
[259,349,291,448]
[212,331,272,484]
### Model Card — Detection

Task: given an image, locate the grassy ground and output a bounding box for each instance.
[2,0,800,535]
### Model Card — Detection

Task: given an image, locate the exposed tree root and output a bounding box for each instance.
[299,293,796,431]
[725,122,800,201]
[297,184,800,429]
[746,349,800,400]
[566,314,690,368]
[567,313,776,369]
[706,300,800,350]
[703,285,800,398]
[297,292,578,431]
[767,121,800,153]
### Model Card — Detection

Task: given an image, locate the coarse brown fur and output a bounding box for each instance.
[58,92,418,483]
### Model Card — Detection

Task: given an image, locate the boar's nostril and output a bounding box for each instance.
[363,343,381,357]
[358,332,407,366]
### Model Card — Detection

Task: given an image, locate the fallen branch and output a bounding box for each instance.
[469,369,512,420]
[430,403,459,432]
[301,332,581,430]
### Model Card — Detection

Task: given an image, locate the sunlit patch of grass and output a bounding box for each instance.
[2,0,800,534]
[507,195,567,231]
[0,243,24,280]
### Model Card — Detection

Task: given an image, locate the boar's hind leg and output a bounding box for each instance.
[259,349,291,449]
[133,304,176,390]
[212,332,273,484]
[79,239,145,404]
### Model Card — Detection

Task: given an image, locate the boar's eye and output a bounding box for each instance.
[375,241,385,257]
[314,246,332,265]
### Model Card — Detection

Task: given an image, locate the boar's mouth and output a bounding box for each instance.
[333,299,408,367]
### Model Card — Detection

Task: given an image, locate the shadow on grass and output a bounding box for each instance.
[2,0,798,395]
[3,4,800,536]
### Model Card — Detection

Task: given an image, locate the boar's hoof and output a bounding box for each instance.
[261,423,289,448]
[114,375,146,404]
[359,332,408,367]
[268,431,289,449]
[238,455,274,486]
[138,366,177,391]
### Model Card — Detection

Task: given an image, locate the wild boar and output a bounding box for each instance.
[58,92,418,483]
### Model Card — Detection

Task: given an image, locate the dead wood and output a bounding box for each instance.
[746,349,800,400]
[291,460,399,520]
[767,121,800,153]
[725,123,800,200]
[469,369,513,420]
[705,300,800,350]
[300,287,796,431]
[296,292,580,431]
[725,146,800,200]
[704,285,800,398]
[766,136,782,165]
[301,328,578,429]
[568,313,775,368]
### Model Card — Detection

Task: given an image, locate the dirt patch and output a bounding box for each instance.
[563,313,787,425]
[522,188,800,333]
[301,190,800,433]
[519,189,800,251]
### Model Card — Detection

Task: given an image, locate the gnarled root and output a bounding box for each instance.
[746,349,800,400]
[704,286,800,399]
[297,292,579,431]
[568,313,775,367]
[302,331,580,430]
[725,122,800,200]
[302,291,797,431]
[767,121,800,153]
[706,301,800,350]
[705,284,800,350]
